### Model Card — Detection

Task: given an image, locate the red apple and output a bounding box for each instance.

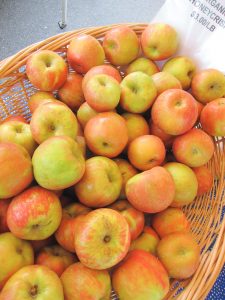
[0,121,37,156]
[152,71,182,95]
[141,23,178,60]
[164,162,198,207]
[75,156,122,207]
[28,91,55,113]
[103,26,139,65]
[128,135,166,171]
[0,232,34,289]
[109,200,145,241]
[162,56,196,90]
[172,128,215,167]
[149,121,174,148]
[120,71,157,113]
[191,69,225,104]
[1,115,27,124]
[32,136,85,190]
[58,72,84,111]
[77,102,98,128]
[0,199,11,233]
[152,207,190,238]
[55,203,91,252]
[192,166,213,196]
[67,34,105,73]
[30,101,78,144]
[74,208,130,269]
[7,186,62,240]
[84,112,128,157]
[126,166,175,213]
[0,265,64,300]
[83,74,121,112]
[61,262,111,300]
[114,158,138,199]
[0,142,33,199]
[36,245,76,276]
[126,57,159,76]
[26,50,67,91]
[112,249,169,300]
[122,112,150,144]
[82,64,122,90]
[157,232,200,279]
[200,98,225,136]
[151,89,198,135]
[130,227,160,255]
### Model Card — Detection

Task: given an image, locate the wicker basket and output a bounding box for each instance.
[0,23,224,300]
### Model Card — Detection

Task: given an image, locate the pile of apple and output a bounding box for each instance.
[0,23,225,300]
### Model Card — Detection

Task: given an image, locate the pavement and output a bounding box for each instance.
[0,0,165,60]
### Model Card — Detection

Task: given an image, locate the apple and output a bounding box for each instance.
[191,69,225,104]
[67,34,105,73]
[192,166,213,196]
[30,235,56,253]
[151,89,198,135]
[157,232,200,279]
[28,91,55,113]
[120,71,157,113]
[75,156,122,207]
[0,199,11,233]
[77,102,98,128]
[151,71,182,95]
[162,56,196,90]
[36,245,76,276]
[83,74,121,112]
[0,265,64,300]
[152,207,190,238]
[0,232,34,289]
[172,128,215,167]
[32,136,85,190]
[103,25,139,65]
[1,115,27,124]
[126,57,159,76]
[141,23,178,60]
[109,200,145,240]
[76,135,86,157]
[122,112,149,144]
[164,162,198,207]
[0,142,33,199]
[126,166,175,213]
[196,100,204,120]
[7,186,62,240]
[149,121,174,148]
[112,249,169,300]
[58,72,84,111]
[114,158,138,199]
[0,121,37,155]
[26,50,67,91]
[200,98,225,136]
[84,112,128,158]
[128,135,166,171]
[82,64,122,90]
[61,262,111,300]
[74,208,130,269]
[130,226,159,255]
[30,101,78,144]
[55,203,91,252]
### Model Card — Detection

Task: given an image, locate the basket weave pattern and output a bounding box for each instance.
[0,24,224,300]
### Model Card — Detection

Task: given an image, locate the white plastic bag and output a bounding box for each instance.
[152,0,225,72]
